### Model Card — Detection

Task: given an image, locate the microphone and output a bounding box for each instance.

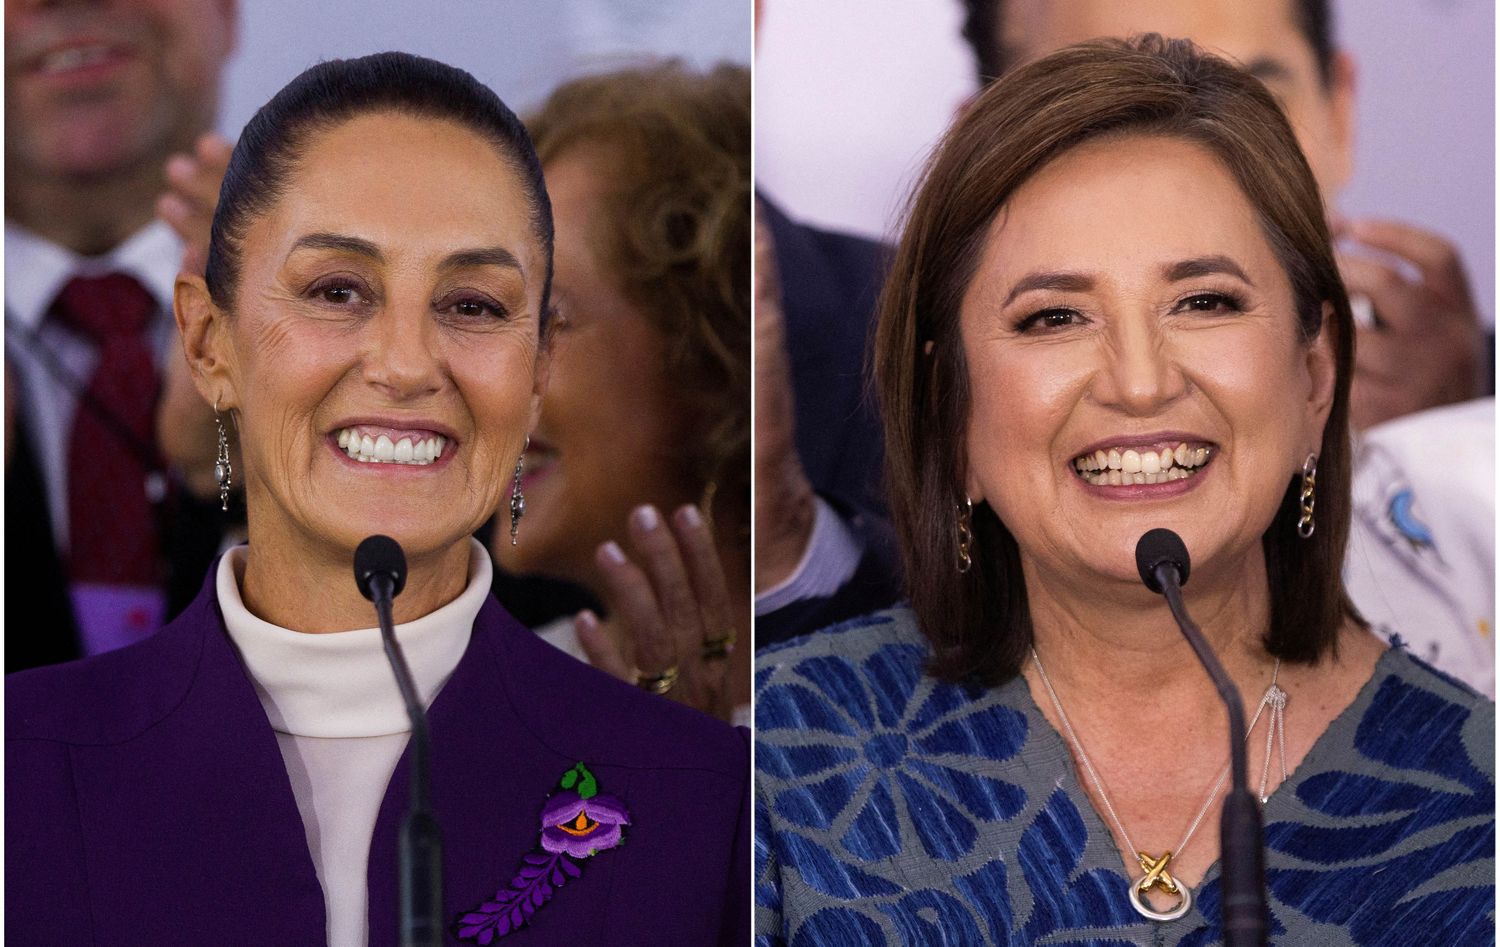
[354,536,443,947]
[1134,529,1267,947]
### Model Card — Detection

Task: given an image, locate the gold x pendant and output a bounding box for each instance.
[1136,851,1179,895]
[1128,850,1193,922]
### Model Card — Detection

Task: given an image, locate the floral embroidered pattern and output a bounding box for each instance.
[456,763,629,942]
[755,608,1495,946]
[757,615,1029,868]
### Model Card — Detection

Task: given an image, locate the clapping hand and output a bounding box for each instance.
[156,132,235,500]
[574,504,741,723]
[156,132,233,279]
[1335,216,1485,429]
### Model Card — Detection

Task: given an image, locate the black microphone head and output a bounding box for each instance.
[1136,528,1190,594]
[354,534,407,601]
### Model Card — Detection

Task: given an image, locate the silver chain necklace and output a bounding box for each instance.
[1029,646,1288,923]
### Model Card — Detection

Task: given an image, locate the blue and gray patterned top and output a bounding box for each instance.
[754,608,1495,946]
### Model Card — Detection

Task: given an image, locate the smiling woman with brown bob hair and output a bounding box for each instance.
[754,35,1492,945]
[882,37,1357,685]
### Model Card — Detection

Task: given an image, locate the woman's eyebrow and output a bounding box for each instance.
[440,247,522,271]
[1163,255,1254,286]
[287,231,383,261]
[1001,256,1254,306]
[1002,271,1093,307]
[282,236,521,274]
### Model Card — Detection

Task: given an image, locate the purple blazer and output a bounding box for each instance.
[7,569,749,945]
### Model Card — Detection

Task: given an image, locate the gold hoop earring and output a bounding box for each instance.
[1297,454,1317,539]
[956,497,974,573]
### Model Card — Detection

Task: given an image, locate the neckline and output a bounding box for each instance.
[217,539,492,737]
[1003,644,1401,926]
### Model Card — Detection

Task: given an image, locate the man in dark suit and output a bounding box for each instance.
[754,199,901,647]
[5,0,237,670]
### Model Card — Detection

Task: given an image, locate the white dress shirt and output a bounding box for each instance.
[4,219,185,552]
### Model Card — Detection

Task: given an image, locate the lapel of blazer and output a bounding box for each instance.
[71,580,327,944]
[366,597,611,946]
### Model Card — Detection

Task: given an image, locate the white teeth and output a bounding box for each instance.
[1074,440,1216,487]
[334,427,445,466]
[42,45,111,74]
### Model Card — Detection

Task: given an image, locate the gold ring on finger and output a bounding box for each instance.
[636,665,680,695]
[701,633,735,660]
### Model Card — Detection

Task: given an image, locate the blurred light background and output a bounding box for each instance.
[220,0,749,128]
[756,0,1496,324]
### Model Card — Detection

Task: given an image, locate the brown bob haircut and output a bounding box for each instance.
[874,35,1362,686]
[526,62,751,537]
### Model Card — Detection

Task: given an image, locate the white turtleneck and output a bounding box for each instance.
[217,539,491,947]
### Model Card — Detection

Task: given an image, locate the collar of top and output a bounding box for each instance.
[217,538,492,737]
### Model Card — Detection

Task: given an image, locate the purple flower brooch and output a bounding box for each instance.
[455,763,630,942]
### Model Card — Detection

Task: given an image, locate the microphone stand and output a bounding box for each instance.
[368,573,445,947]
[1153,563,1268,947]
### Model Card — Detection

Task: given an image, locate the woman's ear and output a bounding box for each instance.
[174,273,237,408]
[1304,301,1339,452]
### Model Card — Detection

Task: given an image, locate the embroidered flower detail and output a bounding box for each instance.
[455,763,630,942]
[540,790,629,858]
[758,634,1029,867]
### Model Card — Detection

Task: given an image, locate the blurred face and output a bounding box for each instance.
[215,112,545,565]
[960,135,1335,593]
[5,0,235,180]
[500,147,694,587]
[997,0,1353,193]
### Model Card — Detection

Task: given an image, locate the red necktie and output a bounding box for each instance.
[49,273,163,587]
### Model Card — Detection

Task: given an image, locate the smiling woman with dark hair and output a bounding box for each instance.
[754,35,1492,945]
[7,52,748,947]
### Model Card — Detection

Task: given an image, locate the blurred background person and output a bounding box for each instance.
[754,0,1495,693]
[5,0,237,670]
[504,63,752,724]
[752,0,901,650]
